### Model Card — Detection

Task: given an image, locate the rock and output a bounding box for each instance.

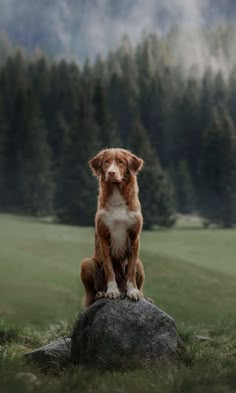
[15,372,40,385]
[25,337,71,372]
[71,298,181,369]
[25,299,181,371]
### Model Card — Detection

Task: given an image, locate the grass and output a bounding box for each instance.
[0,213,236,326]
[0,213,236,392]
[142,228,236,275]
[0,319,236,393]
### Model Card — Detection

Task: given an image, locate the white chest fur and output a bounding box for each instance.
[100,188,140,257]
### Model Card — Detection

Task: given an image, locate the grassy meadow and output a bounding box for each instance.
[0,213,236,392]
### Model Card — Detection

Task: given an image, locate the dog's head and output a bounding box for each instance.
[89,148,143,183]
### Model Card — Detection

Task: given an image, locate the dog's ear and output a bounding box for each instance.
[88,151,104,176]
[128,153,144,176]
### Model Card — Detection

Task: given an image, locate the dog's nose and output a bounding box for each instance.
[108,170,116,176]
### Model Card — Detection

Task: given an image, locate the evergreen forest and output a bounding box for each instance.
[1,27,236,228]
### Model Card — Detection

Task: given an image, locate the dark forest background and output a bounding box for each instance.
[1,26,236,229]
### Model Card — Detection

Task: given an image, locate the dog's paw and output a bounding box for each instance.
[126,280,143,301]
[127,287,143,301]
[95,291,106,300]
[105,281,121,299]
[105,288,121,299]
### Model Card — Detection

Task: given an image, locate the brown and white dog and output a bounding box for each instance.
[80,148,145,307]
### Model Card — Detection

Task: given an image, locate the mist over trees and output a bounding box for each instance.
[0,28,236,228]
[1,0,236,63]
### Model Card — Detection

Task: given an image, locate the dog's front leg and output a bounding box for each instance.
[100,237,121,299]
[126,238,143,301]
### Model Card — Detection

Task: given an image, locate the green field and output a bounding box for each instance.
[0,213,236,327]
[0,213,236,393]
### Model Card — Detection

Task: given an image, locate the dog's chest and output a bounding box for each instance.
[101,189,139,256]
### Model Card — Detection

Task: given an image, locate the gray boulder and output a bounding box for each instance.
[71,298,181,369]
[25,337,71,372]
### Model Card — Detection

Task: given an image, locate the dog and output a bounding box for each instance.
[80,148,145,307]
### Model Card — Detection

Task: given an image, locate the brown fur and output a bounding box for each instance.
[80,148,145,307]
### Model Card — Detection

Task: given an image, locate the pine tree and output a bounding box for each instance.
[93,54,107,81]
[22,97,52,214]
[199,68,214,134]
[139,167,176,229]
[138,67,179,168]
[213,72,228,107]
[176,77,201,180]
[108,70,138,145]
[107,50,122,77]
[51,112,70,170]
[47,61,80,151]
[57,149,97,226]
[176,160,195,214]
[128,118,176,229]
[110,43,138,145]
[0,96,7,209]
[11,84,53,214]
[0,32,13,65]
[127,117,156,164]
[93,79,121,147]
[228,66,236,125]
[2,54,28,210]
[56,93,99,225]
[200,107,236,227]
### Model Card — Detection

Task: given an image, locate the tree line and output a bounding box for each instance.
[0,32,236,228]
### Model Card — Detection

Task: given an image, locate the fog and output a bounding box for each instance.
[0,0,235,72]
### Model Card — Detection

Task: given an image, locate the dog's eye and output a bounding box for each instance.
[118,160,124,164]
[104,160,109,165]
